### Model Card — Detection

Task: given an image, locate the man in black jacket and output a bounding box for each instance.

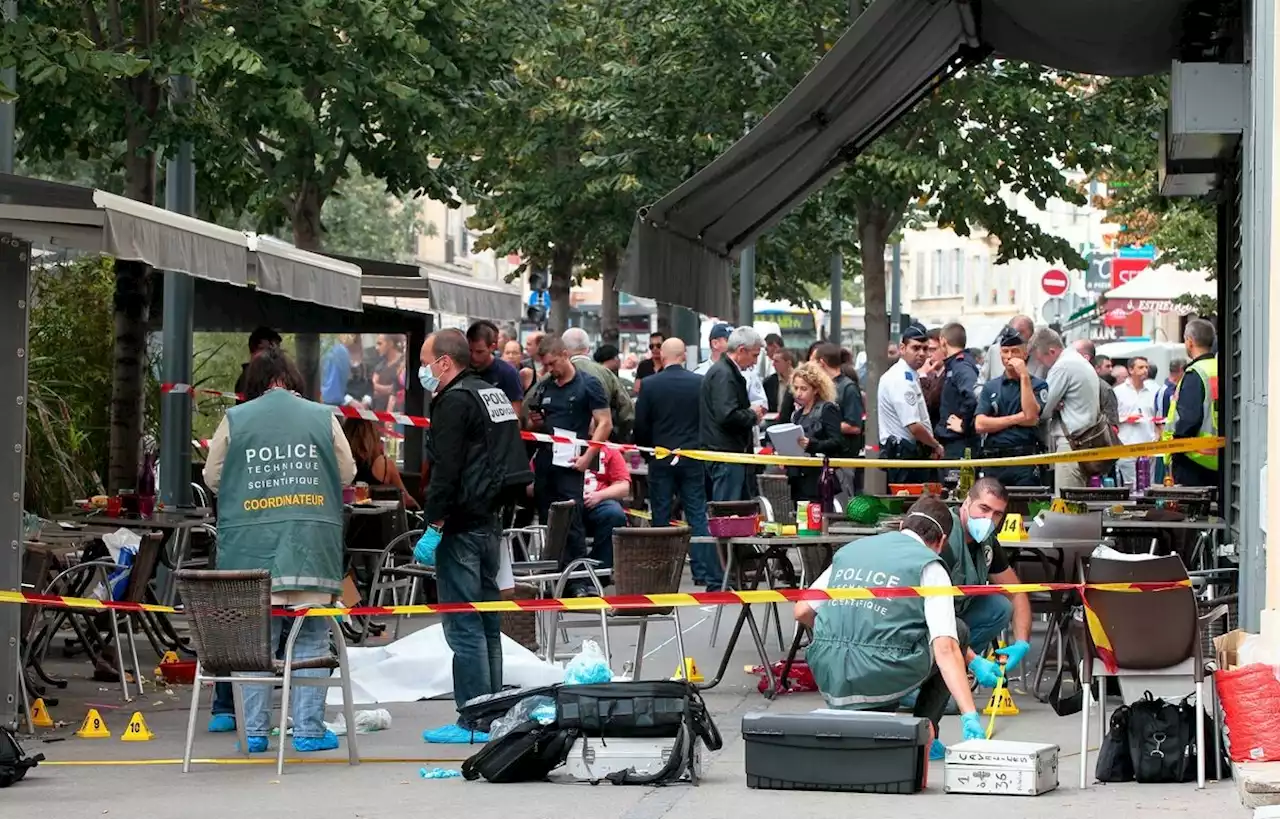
[233,326,282,402]
[700,326,764,502]
[418,328,529,744]
[635,339,720,588]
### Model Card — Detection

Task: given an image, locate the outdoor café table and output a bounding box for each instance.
[691,532,864,698]
[54,507,215,651]
[999,538,1104,702]
[1101,516,1228,570]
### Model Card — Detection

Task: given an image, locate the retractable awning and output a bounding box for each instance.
[624,0,1200,314]
[425,266,521,321]
[0,174,365,312]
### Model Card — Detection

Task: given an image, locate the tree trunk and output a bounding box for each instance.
[858,207,890,495]
[600,246,620,345]
[548,244,575,336]
[107,72,160,493]
[292,184,325,398]
[108,260,153,493]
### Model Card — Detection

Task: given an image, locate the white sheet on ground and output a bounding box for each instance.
[326,623,565,705]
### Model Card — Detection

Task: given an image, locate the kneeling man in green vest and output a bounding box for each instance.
[795,496,987,762]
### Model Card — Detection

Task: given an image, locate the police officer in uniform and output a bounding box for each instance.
[794,496,986,761]
[935,322,981,459]
[975,326,1048,487]
[415,328,533,744]
[877,322,944,484]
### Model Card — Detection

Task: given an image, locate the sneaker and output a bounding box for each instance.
[293,730,340,753]
[929,739,946,761]
[423,724,490,744]
[208,714,236,733]
[239,736,269,754]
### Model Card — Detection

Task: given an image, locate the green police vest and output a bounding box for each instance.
[1164,357,1218,470]
[943,509,995,616]
[215,389,346,597]
[806,532,943,709]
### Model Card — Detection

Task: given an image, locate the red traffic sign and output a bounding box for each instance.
[1041,269,1069,297]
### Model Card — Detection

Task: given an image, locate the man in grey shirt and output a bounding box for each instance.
[980,315,1046,382]
[1029,328,1100,490]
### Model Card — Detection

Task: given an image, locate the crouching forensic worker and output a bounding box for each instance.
[203,346,357,754]
[795,496,986,761]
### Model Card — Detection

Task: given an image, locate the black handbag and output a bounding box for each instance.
[0,726,43,787]
[1096,704,1135,783]
[1046,664,1084,717]
[461,719,577,783]
[555,681,722,749]
[1128,692,1197,783]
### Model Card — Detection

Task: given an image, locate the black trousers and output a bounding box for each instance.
[874,620,971,735]
[883,439,939,485]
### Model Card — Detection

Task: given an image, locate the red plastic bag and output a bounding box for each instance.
[749,661,818,695]
[1216,663,1280,762]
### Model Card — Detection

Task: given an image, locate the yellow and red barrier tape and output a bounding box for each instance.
[0,580,1191,619]
[164,382,1221,469]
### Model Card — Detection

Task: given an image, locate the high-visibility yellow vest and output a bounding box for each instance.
[1164,357,1218,470]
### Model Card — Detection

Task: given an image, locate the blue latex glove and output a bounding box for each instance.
[960,711,985,741]
[414,527,442,566]
[968,654,1001,688]
[995,640,1031,672]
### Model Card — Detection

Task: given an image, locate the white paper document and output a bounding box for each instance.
[552,426,579,468]
[767,422,805,457]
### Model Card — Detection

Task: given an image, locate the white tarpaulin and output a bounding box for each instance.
[325,624,566,706]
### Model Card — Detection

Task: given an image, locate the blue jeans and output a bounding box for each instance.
[436,522,503,728]
[650,459,720,587]
[213,628,290,716]
[239,615,331,739]
[708,462,749,503]
[584,499,627,570]
[960,593,1014,654]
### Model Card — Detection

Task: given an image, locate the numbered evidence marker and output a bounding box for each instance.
[120,711,155,742]
[76,708,111,738]
[998,513,1026,541]
[30,698,54,728]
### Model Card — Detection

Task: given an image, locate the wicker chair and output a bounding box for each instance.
[500,582,541,652]
[175,569,359,775]
[605,527,691,680]
[756,474,795,524]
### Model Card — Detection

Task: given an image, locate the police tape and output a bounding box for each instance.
[649,436,1226,470]
[0,580,1192,619]
[162,383,1222,468]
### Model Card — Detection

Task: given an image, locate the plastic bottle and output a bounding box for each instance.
[958,448,975,498]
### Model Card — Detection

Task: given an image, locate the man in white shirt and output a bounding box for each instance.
[1029,328,1100,490]
[693,322,732,376]
[877,322,944,484]
[794,496,985,763]
[1113,355,1160,486]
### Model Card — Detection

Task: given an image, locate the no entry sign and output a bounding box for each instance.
[1041,269,1069,297]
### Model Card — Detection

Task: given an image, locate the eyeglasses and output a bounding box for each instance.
[649,344,662,351]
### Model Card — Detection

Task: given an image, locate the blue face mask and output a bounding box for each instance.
[418,364,439,393]
[966,514,995,543]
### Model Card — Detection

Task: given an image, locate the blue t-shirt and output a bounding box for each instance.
[535,368,608,440]
[475,357,524,403]
[321,343,351,405]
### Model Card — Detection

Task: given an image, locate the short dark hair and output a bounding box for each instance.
[248,326,282,354]
[649,331,666,341]
[537,335,567,359]
[926,328,941,342]
[968,476,1009,504]
[242,346,306,401]
[466,320,500,346]
[941,322,967,349]
[773,348,798,367]
[765,333,784,347]
[814,342,843,369]
[593,344,620,363]
[430,329,471,369]
[903,496,953,544]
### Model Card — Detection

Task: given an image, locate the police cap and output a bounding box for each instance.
[998,326,1026,348]
[901,321,928,342]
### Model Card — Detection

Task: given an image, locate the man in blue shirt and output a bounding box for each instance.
[935,322,981,459]
[975,327,1048,487]
[528,335,612,594]
[467,321,524,413]
[321,334,364,406]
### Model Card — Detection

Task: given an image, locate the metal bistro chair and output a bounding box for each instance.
[175,569,359,775]
[526,500,612,664]
[603,527,692,679]
[708,498,794,650]
[1076,554,1227,790]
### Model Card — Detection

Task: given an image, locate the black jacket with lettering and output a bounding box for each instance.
[423,373,530,533]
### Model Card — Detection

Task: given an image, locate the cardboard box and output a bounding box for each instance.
[1216,629,1252,671]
